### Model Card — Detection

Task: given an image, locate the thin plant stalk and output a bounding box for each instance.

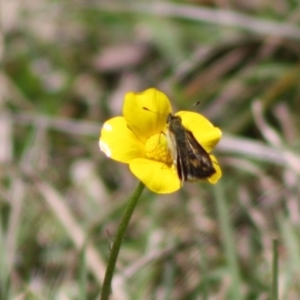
[214,182,242,300]
[100,181,145,300]
[272,238,279,300]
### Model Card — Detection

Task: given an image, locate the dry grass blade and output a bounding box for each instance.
[13,113,99,136]
[34,179,106,284]
[100,2,300,40]
[219,134,300,173]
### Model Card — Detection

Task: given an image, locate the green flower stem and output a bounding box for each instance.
[100,181,145,300]
[272,238,279,300]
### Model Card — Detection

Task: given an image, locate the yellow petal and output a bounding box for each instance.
[99,117,145,163]
[207,155,222,184]
[177,111,222,153]
[129,158,181,194]
[123,88,172,142]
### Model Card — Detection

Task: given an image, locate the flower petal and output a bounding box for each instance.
[99,117,145,163]
[130,158,181,194]
[207,155,222,184]
[177,111,222,153]
[123,88,172,142]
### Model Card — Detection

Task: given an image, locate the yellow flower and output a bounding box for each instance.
[99,88,222,194]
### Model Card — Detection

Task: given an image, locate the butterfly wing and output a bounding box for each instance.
[166,113,216,184]
[183,130,216,181]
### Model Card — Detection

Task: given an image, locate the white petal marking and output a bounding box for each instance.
[103,123,112,131]
[99,140,111,157]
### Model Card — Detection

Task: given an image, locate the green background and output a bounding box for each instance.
[1,1,300,299]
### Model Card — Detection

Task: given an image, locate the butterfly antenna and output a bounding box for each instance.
[192,101,201,107]
[142,107,166,117]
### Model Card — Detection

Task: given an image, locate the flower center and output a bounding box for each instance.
[145,134,173,165]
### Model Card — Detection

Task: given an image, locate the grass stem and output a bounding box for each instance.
[100,181,145,300]
[272,238,279,300]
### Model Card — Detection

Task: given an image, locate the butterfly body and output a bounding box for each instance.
[166,113,216,184]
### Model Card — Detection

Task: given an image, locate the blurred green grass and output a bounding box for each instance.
[1,1,300,299]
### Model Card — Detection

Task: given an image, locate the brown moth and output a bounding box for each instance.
[166,113,216,184]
